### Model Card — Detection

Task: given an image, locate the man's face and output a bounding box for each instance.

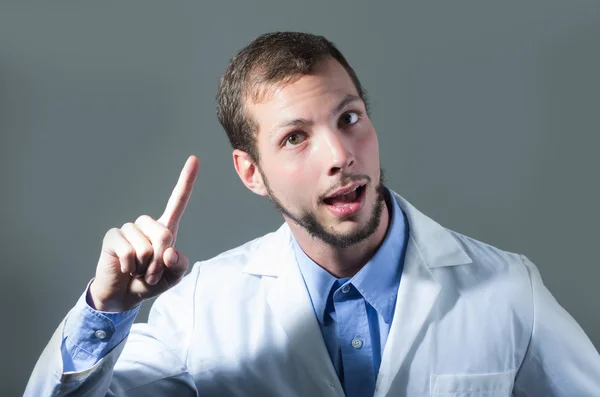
[247,58,385,248]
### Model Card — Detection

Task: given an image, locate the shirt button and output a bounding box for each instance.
[351,337,363,349]
[341,284,351,293]
[95,330,107,340]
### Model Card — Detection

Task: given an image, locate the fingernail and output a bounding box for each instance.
[146,275,157,285]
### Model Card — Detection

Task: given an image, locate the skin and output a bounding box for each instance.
[234,57,390,278]
[89,156,199,312]
[90,57,390,312]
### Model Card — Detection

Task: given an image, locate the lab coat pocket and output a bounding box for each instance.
[430,370,515,397]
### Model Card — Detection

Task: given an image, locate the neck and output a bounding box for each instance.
[289,198,391,278]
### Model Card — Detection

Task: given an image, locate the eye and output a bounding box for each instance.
[339,111,360,127]
[283,132,307,147]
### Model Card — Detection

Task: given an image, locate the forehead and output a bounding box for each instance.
[246,58,359,126]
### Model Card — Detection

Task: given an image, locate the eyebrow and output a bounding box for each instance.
[331,93,361,117]
[270,93,362,137]
[270,118,312,137]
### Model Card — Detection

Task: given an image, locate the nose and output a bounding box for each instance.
[322,129,355,176]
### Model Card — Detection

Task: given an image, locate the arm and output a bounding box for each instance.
[25,156,201,396]
[25,268,200,397]
[514,255,600,396]
[25,309,197,397]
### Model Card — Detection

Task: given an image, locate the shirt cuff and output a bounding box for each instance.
[61,279,140,372]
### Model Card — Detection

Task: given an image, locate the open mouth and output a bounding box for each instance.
[323,184,366,206]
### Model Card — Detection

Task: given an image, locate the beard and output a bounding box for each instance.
[260,168,388,249]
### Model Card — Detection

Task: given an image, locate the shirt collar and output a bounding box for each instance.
[293,188,409,325]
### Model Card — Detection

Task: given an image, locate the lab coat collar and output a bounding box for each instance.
[392,191,472,268]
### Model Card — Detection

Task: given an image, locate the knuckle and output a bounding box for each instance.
[157,228,173,245]
[121,222,135,231]
[135,214,152,224]
[121,247,136,262]
[103,228,119,243]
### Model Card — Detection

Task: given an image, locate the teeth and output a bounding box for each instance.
[323,185,363,203]
[336,185,359,197]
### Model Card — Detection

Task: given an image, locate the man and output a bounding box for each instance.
[26,32,600,396]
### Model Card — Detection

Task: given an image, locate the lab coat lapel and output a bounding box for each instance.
[374,192,473,396]
[374,236,440,396]
[248,226,344,397]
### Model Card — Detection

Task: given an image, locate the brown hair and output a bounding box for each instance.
[216,31,368,163]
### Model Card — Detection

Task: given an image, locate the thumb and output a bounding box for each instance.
[163,247,189,280]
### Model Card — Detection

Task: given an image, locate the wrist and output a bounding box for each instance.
[88,280,138,312]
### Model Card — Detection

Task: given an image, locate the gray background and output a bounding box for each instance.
[1,1,599,395]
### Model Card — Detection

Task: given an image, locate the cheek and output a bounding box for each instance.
[264,159,314,192]
[356,127,379,160]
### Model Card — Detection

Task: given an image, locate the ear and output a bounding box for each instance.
[233,149,268,196]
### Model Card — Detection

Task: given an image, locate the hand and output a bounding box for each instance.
[89,155,200,312]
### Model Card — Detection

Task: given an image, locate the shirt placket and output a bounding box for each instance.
[333,282,376,397]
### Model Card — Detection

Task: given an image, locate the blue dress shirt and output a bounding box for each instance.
[293,190,409,397]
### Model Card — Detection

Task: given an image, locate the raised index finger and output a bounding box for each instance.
[159,155,200,235]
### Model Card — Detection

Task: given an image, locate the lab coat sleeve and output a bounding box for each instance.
[513,255,600,396]
[24,264,203,397]
[25,320,198,396]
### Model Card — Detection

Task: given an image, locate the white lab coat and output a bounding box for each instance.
[26,192,600,396]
